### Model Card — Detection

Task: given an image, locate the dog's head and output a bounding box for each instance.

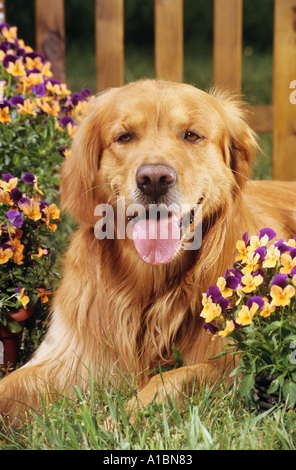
[61,80,258,265]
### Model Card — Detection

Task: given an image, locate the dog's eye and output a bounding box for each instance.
[117,133,132,143]
[185,132,200,142]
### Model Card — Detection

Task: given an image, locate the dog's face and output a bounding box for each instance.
[61,80,258,265]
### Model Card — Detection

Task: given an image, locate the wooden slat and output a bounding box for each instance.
[0,0,5,23]
[35,0,66,83]
[154,0,184,83]
[95,0,124,93]
[213,0,243,95]
[245,105,273,134]
[273,0,296,181]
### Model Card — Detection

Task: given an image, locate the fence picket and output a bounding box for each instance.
[0,0,5,23]
[213,0,243,95]
[273,0,296,181]
[95,0,124,93]
[154,0,183,82]
[35,0,66,83]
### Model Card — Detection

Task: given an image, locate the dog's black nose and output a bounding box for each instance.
[136,164,176,199]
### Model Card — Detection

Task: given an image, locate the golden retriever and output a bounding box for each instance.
[0,79,296,426]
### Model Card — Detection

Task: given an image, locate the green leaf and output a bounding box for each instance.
[263,321,284,334]
[8,321,22,334]
[267,379,279,395]
[172,343,183,368]
[282,381,296,407]
[240,373,255,397]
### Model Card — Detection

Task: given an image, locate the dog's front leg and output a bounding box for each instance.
[123,363,222,422]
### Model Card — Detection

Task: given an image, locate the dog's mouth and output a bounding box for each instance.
[127,198,203,265]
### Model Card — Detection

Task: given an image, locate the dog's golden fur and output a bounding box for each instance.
[0,80,296,426]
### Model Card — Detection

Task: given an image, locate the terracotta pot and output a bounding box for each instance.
[0,306,35,373]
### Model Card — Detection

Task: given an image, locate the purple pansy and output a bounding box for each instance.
[2,54,17,68]
[203,323,219,335]
[206,285,230,312]
[271,273,288,289]
[31,83,46,98]
[242,231,249,246]
[247,296,265,310]
[7,210,23,228]
[0,100,11,110]
[259,228,276,241]
[22,172,36,185]
[10,187,22,203]
[2,173,14,182]
[17,197,31,210]
[254,246,267,261]
[60,116,75,127]
[9,96,25,107]
[291,266,296,277]
[81,88,91,100]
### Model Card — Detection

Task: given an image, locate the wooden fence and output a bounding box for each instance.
[1,0,296,181]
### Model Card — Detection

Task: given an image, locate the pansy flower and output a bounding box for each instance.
[262,244,281,269]
[16,98,37,116]
[58,146,71,159]
[237,296,264,326]
[200,294,223,323]
[5,57,26,77]
[14,285,30,309]
[218,320,236,337]
[9,237,25,265]
[242,251,261,275]
[203,322,219,336]
[22,172,44,195]
[280,249,296,275]
[260,301,276,318]
[270,274,295,307]
[1,25,18,42]
[0,245,13,265]
[0,100,12,124]
[31,82,46,98]
[31,247,50,259]
[236,231,249,263]
[6,210,23,229]
[241,272,264,293]
[37,285,52,304]
[1,174,18,192]
[10,187,22,204]
[0,188,13,205]
[22,201,42,221]
[60,115,77,137]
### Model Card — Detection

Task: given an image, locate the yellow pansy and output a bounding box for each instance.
[241,273,264,294]
[218,320,235,337]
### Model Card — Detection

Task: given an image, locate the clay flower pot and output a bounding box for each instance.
[0,306,35,373]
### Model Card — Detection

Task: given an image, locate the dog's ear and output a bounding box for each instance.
[60,88,117,226]
[211,90,260,189]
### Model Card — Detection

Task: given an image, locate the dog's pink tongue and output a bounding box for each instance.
[133,216,180,265]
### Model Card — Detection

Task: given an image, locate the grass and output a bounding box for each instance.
[1,366,296,450]
[1,44,292,450]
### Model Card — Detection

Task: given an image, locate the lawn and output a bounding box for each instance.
[1,44,294,451]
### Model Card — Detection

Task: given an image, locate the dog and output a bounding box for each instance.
[0,79,296,426]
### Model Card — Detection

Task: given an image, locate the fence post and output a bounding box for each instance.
[95,0,124,93]
[154,0,184,83]
[0,341,3,366]
[213,0,243,95]
[35,0,66,83]
[0,0,5,23]
[273,0,296,181]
